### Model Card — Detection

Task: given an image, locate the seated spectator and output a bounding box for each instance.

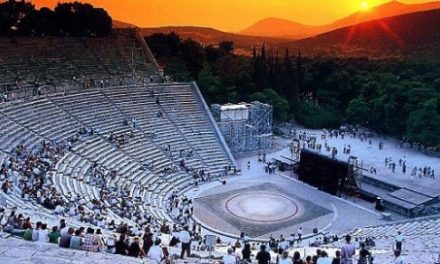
[81,227,99,252]
[70,230,83,250]
[128,236,145,258]
[148,238,164,263]
[222,248,237,264]
[317,251,332,264]
[37,223,49,251]
[115,234,129,255]
[59,227,74,248]
[49,226,61,244]
[293,251,304,264]
[279,250,292,264]
[32,222,42,241]
[105,235,116,253]
[331,251,341,264]
[59,219,68,235]
[313,249,322,264]
[22,217,32,230]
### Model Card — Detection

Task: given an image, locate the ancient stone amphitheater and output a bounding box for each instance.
[0,28,439,264]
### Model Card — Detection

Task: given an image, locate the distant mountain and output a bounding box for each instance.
[239,17,322,39]
[112,20,136,28]
[330,0,440,29]
[291,9,440,58]
[239,1,440,39]
[140,26,291,56]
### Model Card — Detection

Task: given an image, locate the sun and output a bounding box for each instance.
[361,0,370,10]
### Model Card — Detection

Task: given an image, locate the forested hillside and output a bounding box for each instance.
[146,33,440,148]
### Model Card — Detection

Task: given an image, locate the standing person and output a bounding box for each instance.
[297,227,303,243]
[279,237,290,254]
[143,232,154,256]
[242,243,251,262]
[288,233,296,248]
[394,231,404,252]
[179,226,191,259]
[357,243,370,264]
[256,245,271,264]
[393,250,405,264]
[341,235,356,264]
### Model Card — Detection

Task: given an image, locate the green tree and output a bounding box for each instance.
[179,38,204,79]
[346,97,371,125]
[165,56,192,82]
[219,40,234,53]
[250,88,290,122]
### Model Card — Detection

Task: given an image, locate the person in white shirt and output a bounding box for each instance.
[316,250,332,264]
[148,238,164,263]
[37,223,49,251]
[278,238,289,254]
[297,227,303,243]
[288,233,296,248]
[222,248,237,264]
[279,251,293,264]
[394,231,405,252]
[179,226,191,259]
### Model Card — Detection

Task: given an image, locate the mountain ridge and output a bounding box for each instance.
[290,8,440,58]
[239,1,440,39]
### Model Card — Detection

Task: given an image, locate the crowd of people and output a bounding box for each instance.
[290,127,438,184]
[214,233,400,264]
[0,133,164,235]
[1,141,66,209]
[0,199,411,264]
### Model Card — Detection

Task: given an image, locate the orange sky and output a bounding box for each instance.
[32,0,434,32]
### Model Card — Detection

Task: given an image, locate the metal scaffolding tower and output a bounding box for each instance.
[211,102,273,153]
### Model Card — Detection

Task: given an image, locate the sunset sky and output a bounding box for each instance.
[32,0,435,32]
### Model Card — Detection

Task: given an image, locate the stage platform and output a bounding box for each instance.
[189,173,385,240]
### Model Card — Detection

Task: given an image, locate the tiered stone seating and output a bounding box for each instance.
[157,84,234,175]
[50,91,127,135]
[0,107,42,151]
[348,216,440,263]
[351,217,440,239]
[101,86,206,171]
[0,29,157,89]
[0,82,236,230]
[0,97,82,143]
